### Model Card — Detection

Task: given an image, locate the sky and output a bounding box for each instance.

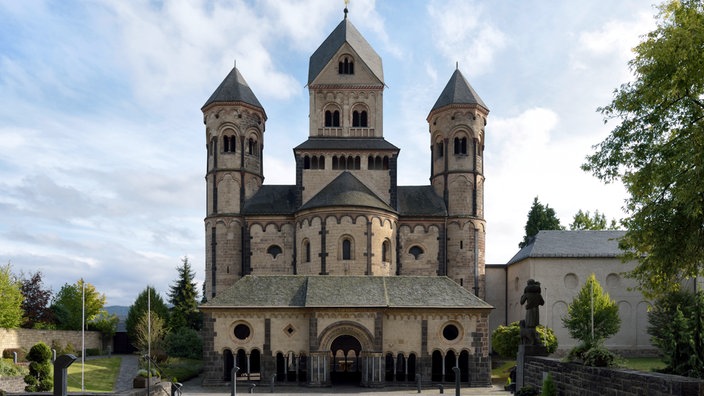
[0,0,660,306]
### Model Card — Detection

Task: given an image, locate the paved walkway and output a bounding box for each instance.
[114,354,140,391]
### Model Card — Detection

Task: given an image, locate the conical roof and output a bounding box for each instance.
[202,67,265,113]
[308,18,383,85]
[430,69,488,114]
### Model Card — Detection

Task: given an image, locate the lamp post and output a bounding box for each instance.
[231,366,240,396]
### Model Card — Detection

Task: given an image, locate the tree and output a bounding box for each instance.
[126,286,170,347]
[648,290,704,378]
[24,342,52,392]
[51,279,107,331]
[582,0,704,299]
[133,311,167,358]
[562,274,620,349]
[88,311,119,350]
[168,257,200,330]
[491,322,558,358]
[20,271,53,328]
[0,262,24,328]
[569,210,619,230]
[519,197,563,248]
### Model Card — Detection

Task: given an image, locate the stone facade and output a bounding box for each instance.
[199,11,492,389]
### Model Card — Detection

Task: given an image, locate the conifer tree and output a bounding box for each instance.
[519,197,563,248]
[168,257,200,330]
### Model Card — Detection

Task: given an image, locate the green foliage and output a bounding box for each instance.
[519,197,563,248]
[569,210,619,230]
[126,286,170,347]
[582,0,704,299]
[20,271,53,328]
[165,327,203,359]
[2,348,26,361]
[51,279,107,330]
[648,290,704,378]
[88,311,118,347]
[491,322,558,358]
[168,257,201,330]
[0,358,27,377]
[562,274,620,348]
[0,262,24,329]
[134,311,167,357]
[516,386,539,396]
[24,342,52,392]
[541,372,556,396]
[160,357,203,382]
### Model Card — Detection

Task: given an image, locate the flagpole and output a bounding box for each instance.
[82,280,85,392]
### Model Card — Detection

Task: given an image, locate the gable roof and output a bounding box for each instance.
[294,137,398,151]
[308,18,383,85]
[299,171,394,212]
[202,67,265,114]
[397,186,447,216]
[201,275,492,309]
[430,69,488,115]
[506,230,626,265]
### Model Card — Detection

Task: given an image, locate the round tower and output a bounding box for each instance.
[427,68,488,298]
[202,66,267,300]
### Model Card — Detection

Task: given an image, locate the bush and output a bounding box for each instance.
[567,343,618,367]
[492,322,558,358]
[541,372,556,396]
[2,348,26,361]
[516,386,539,396]
[0,358,27,377]
[24,342,52,392]
[85,348,101,357]
[165,327,203,359]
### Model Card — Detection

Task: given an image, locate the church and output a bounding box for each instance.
[199,9,493,388]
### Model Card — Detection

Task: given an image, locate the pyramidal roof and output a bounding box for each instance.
[202,66,265,113]
[308,17,383,85]
[299,171,394,212]
[430,69,488,114]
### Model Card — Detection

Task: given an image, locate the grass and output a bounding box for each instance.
[620,357,666,372]
[66,357,122,392]
[491,359,515,385]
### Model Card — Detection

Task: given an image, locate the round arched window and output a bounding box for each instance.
[442,324,460,341]
[234,324,251,340]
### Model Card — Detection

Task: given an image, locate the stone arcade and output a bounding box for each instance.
[199,10,492,388]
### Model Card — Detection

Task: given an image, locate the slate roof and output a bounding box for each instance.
[506,230,627,265]
[397,186,447,216]
[308,18,383,85]
[202,67,265,113]
[430,69,488,114]
[294,138,398,151]
[242,185,298,215]
[201,275,492,309]
[299,171,395,212]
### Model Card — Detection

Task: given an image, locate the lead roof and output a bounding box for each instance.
[430,69,488,113]
[506,230,627,265]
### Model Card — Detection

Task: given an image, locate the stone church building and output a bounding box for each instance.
[200,10,493,388]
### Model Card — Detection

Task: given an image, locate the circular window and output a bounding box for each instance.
[442,324,460,341]
[234,324,251,340]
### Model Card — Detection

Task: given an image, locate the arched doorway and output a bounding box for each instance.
[223,349,234,381]
[330,335,361,384]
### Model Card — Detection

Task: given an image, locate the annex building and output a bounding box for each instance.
[199,9,493,388]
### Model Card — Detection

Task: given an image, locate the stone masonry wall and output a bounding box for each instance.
[0,328,102,355]
[524,356,704,396]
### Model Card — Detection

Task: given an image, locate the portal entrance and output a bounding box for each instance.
[330,335,362,384]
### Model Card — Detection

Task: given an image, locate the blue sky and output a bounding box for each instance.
[0,0,659,306]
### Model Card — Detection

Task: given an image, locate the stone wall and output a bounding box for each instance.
[523,356,704,396]
[0,328,103,355]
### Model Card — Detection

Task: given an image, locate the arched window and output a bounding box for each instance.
[318,155,325,169]
[332,110,340,127]
[311,156,318,169]
[302,239,310,262]
[352,109,368,127]
[338,56,354,74]
[454,137,467,155]
[325,111,333,127]
[304,155,311,169]
[248,138,258,155]
[353,110,360,127]
[360,111,368,127]
[341,237,354,260]
[354,156,360,170]
[437,141,444,158]
[409,245,424,259]
[267,245,282,259]
[382,156,389,170]
[332,156,339,170]
[223,136,230,152]
[382,240,390,262]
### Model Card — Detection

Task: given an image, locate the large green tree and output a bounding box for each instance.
[519,196,563,248]
[582,0,704,299]
[168,257,200,330]
[562,274,620,349]
[0,262,24,328]
[51,279,107,331]
[126,286,170,346]
[569,210,619,230]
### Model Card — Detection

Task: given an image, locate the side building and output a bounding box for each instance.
[199,10,493,388]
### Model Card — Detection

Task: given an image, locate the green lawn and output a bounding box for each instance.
[66,357,122,392]
[491,359,515,385]
[621,357,666,372]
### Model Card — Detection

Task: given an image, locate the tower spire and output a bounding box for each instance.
[344,0,349,19]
